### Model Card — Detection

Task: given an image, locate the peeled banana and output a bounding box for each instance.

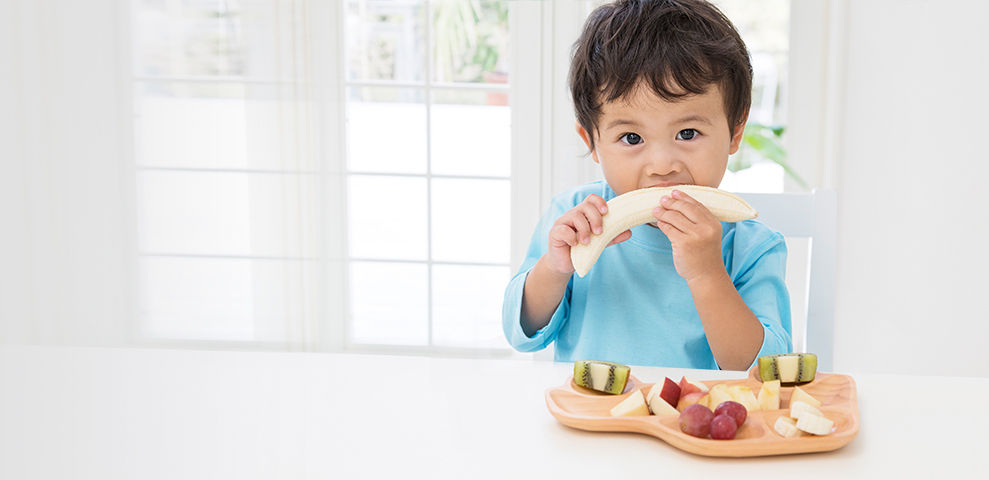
[570,185,757,277]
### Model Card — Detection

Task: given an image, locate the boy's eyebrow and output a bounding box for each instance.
[604,119,641,130]
[672,115,713,126]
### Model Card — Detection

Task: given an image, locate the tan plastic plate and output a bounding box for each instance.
[545,366,859,457]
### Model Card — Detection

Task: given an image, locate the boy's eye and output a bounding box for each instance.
[676,129,699,140]
[620,133,643,145]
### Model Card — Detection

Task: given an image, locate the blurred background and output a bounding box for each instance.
[1,0,987,376]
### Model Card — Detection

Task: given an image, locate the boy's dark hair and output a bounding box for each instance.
[569,0,752,150]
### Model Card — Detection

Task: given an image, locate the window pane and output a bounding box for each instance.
[138,256,316,342]
[431,1,510,84]
[432,264,510,348]
[133,0,247,78]
[431,178,509,263]
[349,261,428,345]
[135,82,314,171]
[345,0,426,83]
[346,87,427,174]
[430,89,510,177]
[348,175,428,261]
[137,170,317,257]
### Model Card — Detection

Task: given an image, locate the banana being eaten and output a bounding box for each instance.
[570,185,758,277]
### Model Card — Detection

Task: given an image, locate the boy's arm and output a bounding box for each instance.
[686,272,765,370]
[653,190,769,370]
[520,256,572,336]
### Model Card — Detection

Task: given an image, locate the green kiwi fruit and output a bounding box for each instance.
[573,360,630,394]
[757,353,818,385]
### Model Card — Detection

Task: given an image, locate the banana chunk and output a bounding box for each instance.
[570,185,758,277]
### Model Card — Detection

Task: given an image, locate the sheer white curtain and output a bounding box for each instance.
[0,0,327,349]
[131,0,322,349]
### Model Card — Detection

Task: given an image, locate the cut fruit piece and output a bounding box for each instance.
[789,401,823,421]
[795,411,834,435]
[708,384,733,411]
[658,377,681,409]
[773,416,802,438]
[647,390,680,416]
[610,390,650,417]
[677,377,709,404]
[758,380,781,410]
[789,386,823,408]
[573,360,630,394]
[570,185,757,277]
[677,392,707,412]
[727,385,761,412]
[757,353,818,384]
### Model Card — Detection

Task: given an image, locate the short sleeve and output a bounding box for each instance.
[727,225,793,369]
[501,189,584,352]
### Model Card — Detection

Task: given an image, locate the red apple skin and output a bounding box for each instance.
[677,392,705,412]
[659,377,681,408]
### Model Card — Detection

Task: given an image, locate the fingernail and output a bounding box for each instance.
[581,236,589,244]
[652,207,662,215]
[672,190,682,198]
[593,225,601,234]
[599,205,608,214]
[661,196,671,205]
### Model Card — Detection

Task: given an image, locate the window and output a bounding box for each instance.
[343,1,514,352]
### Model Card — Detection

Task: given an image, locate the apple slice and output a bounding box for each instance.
[610,390,650,417]
[789,386,822,408]
[658,377,681,409]
[677,392,706,412]
[758,379,781,410]
[727,385,761,412]
[708,384,733,411]
[647,390,680,416]
[677,376,709,405]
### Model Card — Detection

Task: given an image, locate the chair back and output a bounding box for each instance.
[739,189,837,371]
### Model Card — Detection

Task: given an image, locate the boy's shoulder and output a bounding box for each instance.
[550,180,615,209]
[724,219,786,256]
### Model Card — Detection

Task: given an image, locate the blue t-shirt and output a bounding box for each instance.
[502,181,792,369]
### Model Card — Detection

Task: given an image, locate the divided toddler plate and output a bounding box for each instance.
[545,366,859,457]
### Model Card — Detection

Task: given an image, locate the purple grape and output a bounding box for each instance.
[710,414,738,440]
[678,404,714,438]
[713,400,747,427]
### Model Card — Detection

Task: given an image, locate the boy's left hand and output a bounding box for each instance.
[652,189,726,283]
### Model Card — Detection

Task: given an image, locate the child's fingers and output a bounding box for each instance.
[576,201,605,236]
[565,210,594,245]
[584,194,609,216]
[550,224,578,247]
[653,206,693,233]
[655,217,686,241]
[661,190,711,223]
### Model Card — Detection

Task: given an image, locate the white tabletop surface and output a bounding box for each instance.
[1,345,985,479]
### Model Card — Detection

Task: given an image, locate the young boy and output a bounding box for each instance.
[502,0,792,371]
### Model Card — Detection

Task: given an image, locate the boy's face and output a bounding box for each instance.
[578,83,745,196]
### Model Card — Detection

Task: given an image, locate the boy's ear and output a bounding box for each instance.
[728,114,749,155]
[576,122,600,164]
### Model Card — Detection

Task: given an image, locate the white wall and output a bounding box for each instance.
[830,0,989,376]
[0,0,131,345]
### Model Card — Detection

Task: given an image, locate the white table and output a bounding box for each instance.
[1,345,985,479]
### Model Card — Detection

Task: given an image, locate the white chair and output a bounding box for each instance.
[533,189,838,372]
[739,189,836,372]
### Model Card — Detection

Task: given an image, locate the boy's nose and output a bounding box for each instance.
[645,146,683,176]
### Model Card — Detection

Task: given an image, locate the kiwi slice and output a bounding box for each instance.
[757,353,818,385]
[573,360,630,394]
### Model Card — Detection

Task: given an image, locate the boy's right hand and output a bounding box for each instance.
[545,194,632,274]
